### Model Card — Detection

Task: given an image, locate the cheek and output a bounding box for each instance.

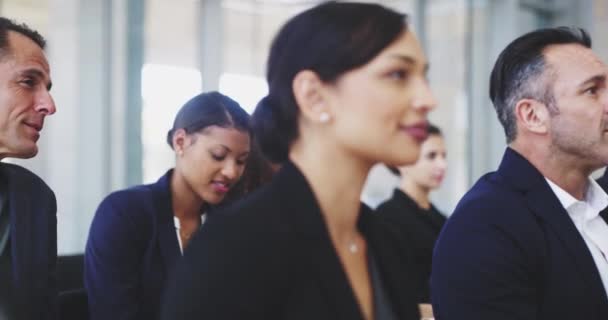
[182,153,214,180]
[413,162,434,178]
[236,166,246,180]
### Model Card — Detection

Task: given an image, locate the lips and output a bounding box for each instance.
[23,121,43,132]
[211,181,231,194]
[400,121,429,143]
[433,174,445,183]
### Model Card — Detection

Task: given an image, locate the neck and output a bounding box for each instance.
[170,169,205,219]
[400,178,431,209]
[289,142,372,244]
[510,143,591,200]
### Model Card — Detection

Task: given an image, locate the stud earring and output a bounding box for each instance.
[319,112,331,123]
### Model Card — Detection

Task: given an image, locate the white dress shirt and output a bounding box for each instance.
[545,177,608,299]
[174,214,206,255]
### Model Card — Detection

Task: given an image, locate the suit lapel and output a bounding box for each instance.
[600,208,608,225]
[598,176,608,225]
[359,207,418,319]
[277,163,364,320]
[153,170,181,278]
[525,186,607,300]
[499,148,608,305]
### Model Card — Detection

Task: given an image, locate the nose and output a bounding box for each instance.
[412,79,437,115]
[436,154,448,172]
[35,90,56,115]
[221,161,239,180]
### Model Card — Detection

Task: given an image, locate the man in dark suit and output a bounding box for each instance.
[0,17,58,319]
[432,27,608,320]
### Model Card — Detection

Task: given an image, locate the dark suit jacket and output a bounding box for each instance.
[2,163,57,320]
[431,148,608,320]
[161,162,420,320]
[84,170,182,320]
[376,189,446,303]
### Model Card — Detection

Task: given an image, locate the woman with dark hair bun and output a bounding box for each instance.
[377,123,447,305]
[162,2,436,320]
[85,91,252,320]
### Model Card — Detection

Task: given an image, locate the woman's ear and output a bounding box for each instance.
[292,70,332,124]
[172,129,188,156]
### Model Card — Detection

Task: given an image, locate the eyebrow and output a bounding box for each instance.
[215,144,250,156]
[21,68,52,91]
[578,74,606,88]
[389,54,430,75]
[214,145,231,153]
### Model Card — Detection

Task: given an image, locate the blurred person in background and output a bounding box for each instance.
[0,17,58,320]
[161,2,436,320]
[84,91,252,320]
[376,123,447,304]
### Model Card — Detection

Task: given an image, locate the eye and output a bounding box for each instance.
[584,86,599,96]
[210,152,226,161]
[19,77,36,88]
[426,152,437,160]
[387,69,409,81]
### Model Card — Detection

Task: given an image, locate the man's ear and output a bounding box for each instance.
[514,98,550,135]
[292,70,332,124]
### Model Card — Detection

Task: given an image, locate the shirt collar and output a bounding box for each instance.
[545,177,608,218]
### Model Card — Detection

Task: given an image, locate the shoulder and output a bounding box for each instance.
[375,197,400,214]
[101,183,157,208]
[375,194,421,230]
[185,181,296,268]
[376,190,412,213]
[1,162,54,195]
[207,183,292,240]
[436,172,542,257]
[92,182,162,232]
[451,171,526,222]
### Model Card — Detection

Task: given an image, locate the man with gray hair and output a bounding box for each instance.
[0,17,57,320]
[432,27,608,319]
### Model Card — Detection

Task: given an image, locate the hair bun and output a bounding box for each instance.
[252,96,290,163]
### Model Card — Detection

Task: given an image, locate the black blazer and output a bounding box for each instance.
[85,170,182,320]
[2,163,57,320]
[431,148,608,320]
[161,162,420,320]
[376,189,446,303]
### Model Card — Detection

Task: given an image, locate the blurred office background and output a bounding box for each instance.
[1,0,606,254]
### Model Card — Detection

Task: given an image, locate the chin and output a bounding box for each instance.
[202,193,225,205]
[385,153,419,167]
[427,180,443,190]
[11,146,38,159]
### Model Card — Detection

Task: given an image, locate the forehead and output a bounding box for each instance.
[422,135,445,148]
[373,30,427,68]
[198,126,250,146]
[2,31,50,74]
[544,43,606,84]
